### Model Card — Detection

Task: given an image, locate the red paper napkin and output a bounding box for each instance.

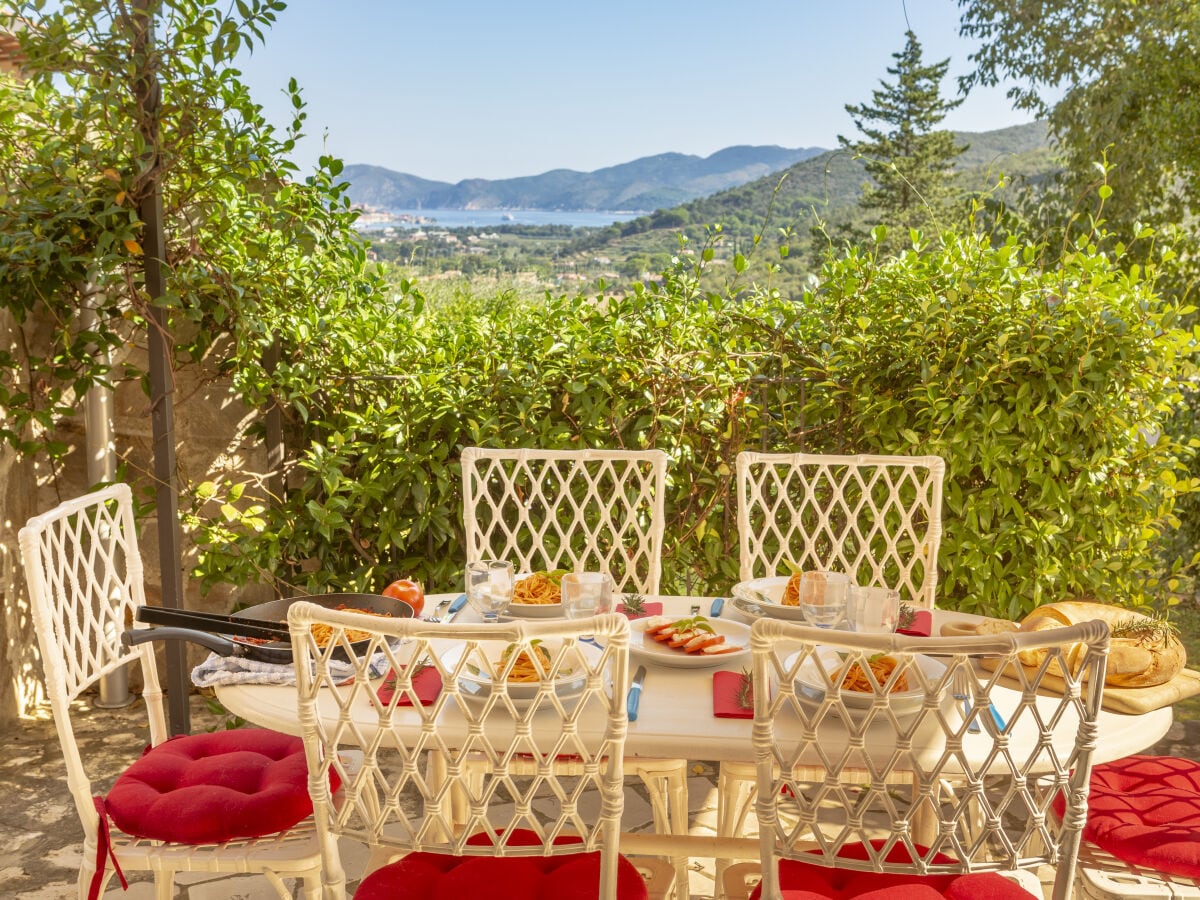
[617,601,663,619]
[898,609,933,637]
[376,664,443,706]
[712,670,754,718]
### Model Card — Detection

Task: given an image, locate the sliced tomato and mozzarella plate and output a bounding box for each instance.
[631,615,751,669]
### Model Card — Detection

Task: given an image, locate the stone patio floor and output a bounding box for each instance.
[3,691,1197,899]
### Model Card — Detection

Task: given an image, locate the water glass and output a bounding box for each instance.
[849,585,901,633]
[798,571,850,628]
[561,572,613,638]
[465,560,514,622]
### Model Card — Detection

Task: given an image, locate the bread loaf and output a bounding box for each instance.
[1016,600,1186,688]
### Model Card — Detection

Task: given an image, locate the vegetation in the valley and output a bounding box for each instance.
[362,121,1056,301]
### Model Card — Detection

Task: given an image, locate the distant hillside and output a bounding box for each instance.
[616,121,1056,237]
[344,145,827,212]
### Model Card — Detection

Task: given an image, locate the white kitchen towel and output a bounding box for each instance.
[191,651,391,687]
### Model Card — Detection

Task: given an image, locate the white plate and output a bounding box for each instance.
[506,600,564,619]
[631,616,751,669]
[440,638,599,708]
[505,573,565,618]
[730,575,808,621]
[790,647,946,725]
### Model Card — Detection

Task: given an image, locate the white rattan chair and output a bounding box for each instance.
[461,446,668,594]
[722,616,1110,900]
[460,446,690,895]
[1071,753,1200,899]
[287,606,675,899]
[715,451,947,895]
[735,451,945,604]
[1077,840,1200,899]
[18,484,325,900]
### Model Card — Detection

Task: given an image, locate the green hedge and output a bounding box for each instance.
[192,228,1197,619]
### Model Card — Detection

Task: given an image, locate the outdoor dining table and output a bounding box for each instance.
[211,593,1174,860]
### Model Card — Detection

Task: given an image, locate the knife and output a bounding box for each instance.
[710,597,725,617]
[442,593,468,623]
[627,665,647,722]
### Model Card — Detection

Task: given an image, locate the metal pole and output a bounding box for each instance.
[82,302,133,708]
[263,333,285,506]
[133,0,189,734]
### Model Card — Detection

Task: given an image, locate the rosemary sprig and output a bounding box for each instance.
[621,592,646,615]
[736,667,753,710]
[1110,610,1179,645]
[897,603,916,630]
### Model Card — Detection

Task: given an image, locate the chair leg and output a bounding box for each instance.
[76,859,113,900]
[154,872,175,900]
[425,750,465,841]
[263,870,298,900]
[714,763,757,900]
[630,759,691,900]
[297,871,326,900]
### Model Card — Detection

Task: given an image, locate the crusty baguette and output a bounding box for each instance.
[1016,600,1185,688]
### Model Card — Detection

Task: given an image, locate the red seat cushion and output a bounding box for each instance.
[104,729,330,844]
[355,828,649,900]
[1077,755,1200,879]
[747,841,1037,899]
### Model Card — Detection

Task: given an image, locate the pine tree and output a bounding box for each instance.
[839,30,967,241]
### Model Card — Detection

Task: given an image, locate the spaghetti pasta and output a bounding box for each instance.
[512,571,562,605]
[781,572,803,606]
[839,654,909,694]
[307,605,394,648]
[499,641,553,682]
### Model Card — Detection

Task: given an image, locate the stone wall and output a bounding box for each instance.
[0,320,272,725]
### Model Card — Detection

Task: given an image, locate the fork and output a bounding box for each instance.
[423,595,453,622]
[953,669,981,734]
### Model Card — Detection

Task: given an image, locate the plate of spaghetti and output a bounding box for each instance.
[730,576,809,621]
[790,647,946,724]
[506,570,567,618]
[439,637,602,708]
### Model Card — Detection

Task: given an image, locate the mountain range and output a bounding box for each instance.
[344,145,827,213]
[657,121,1054,230]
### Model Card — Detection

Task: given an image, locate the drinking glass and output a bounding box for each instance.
[849,585,901,633]
[465,560,514,622]
[798,571,850,628]
[561,572,613,640]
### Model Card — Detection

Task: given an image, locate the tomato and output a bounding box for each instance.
[382,578,424,616]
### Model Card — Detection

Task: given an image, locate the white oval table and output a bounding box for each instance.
[212,594,1173,861]
[214,593,1172,766]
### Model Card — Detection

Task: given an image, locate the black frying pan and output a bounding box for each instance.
[122,593,415,664]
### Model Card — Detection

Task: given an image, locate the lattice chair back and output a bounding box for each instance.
[736,452,945,609]
[18,483,168,837]
[461,447,668,594]
[289,606,643,899]
[746,617,1110,900]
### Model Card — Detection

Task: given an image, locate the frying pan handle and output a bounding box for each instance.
[121,627,247,658]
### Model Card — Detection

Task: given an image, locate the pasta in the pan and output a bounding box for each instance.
[306,605,394,647]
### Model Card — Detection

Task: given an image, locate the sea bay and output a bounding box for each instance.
[355,207,643,231]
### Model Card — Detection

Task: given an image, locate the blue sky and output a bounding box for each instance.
[235,0,1035,183]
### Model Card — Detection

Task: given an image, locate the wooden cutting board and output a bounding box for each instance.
[940,619,1200,715]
